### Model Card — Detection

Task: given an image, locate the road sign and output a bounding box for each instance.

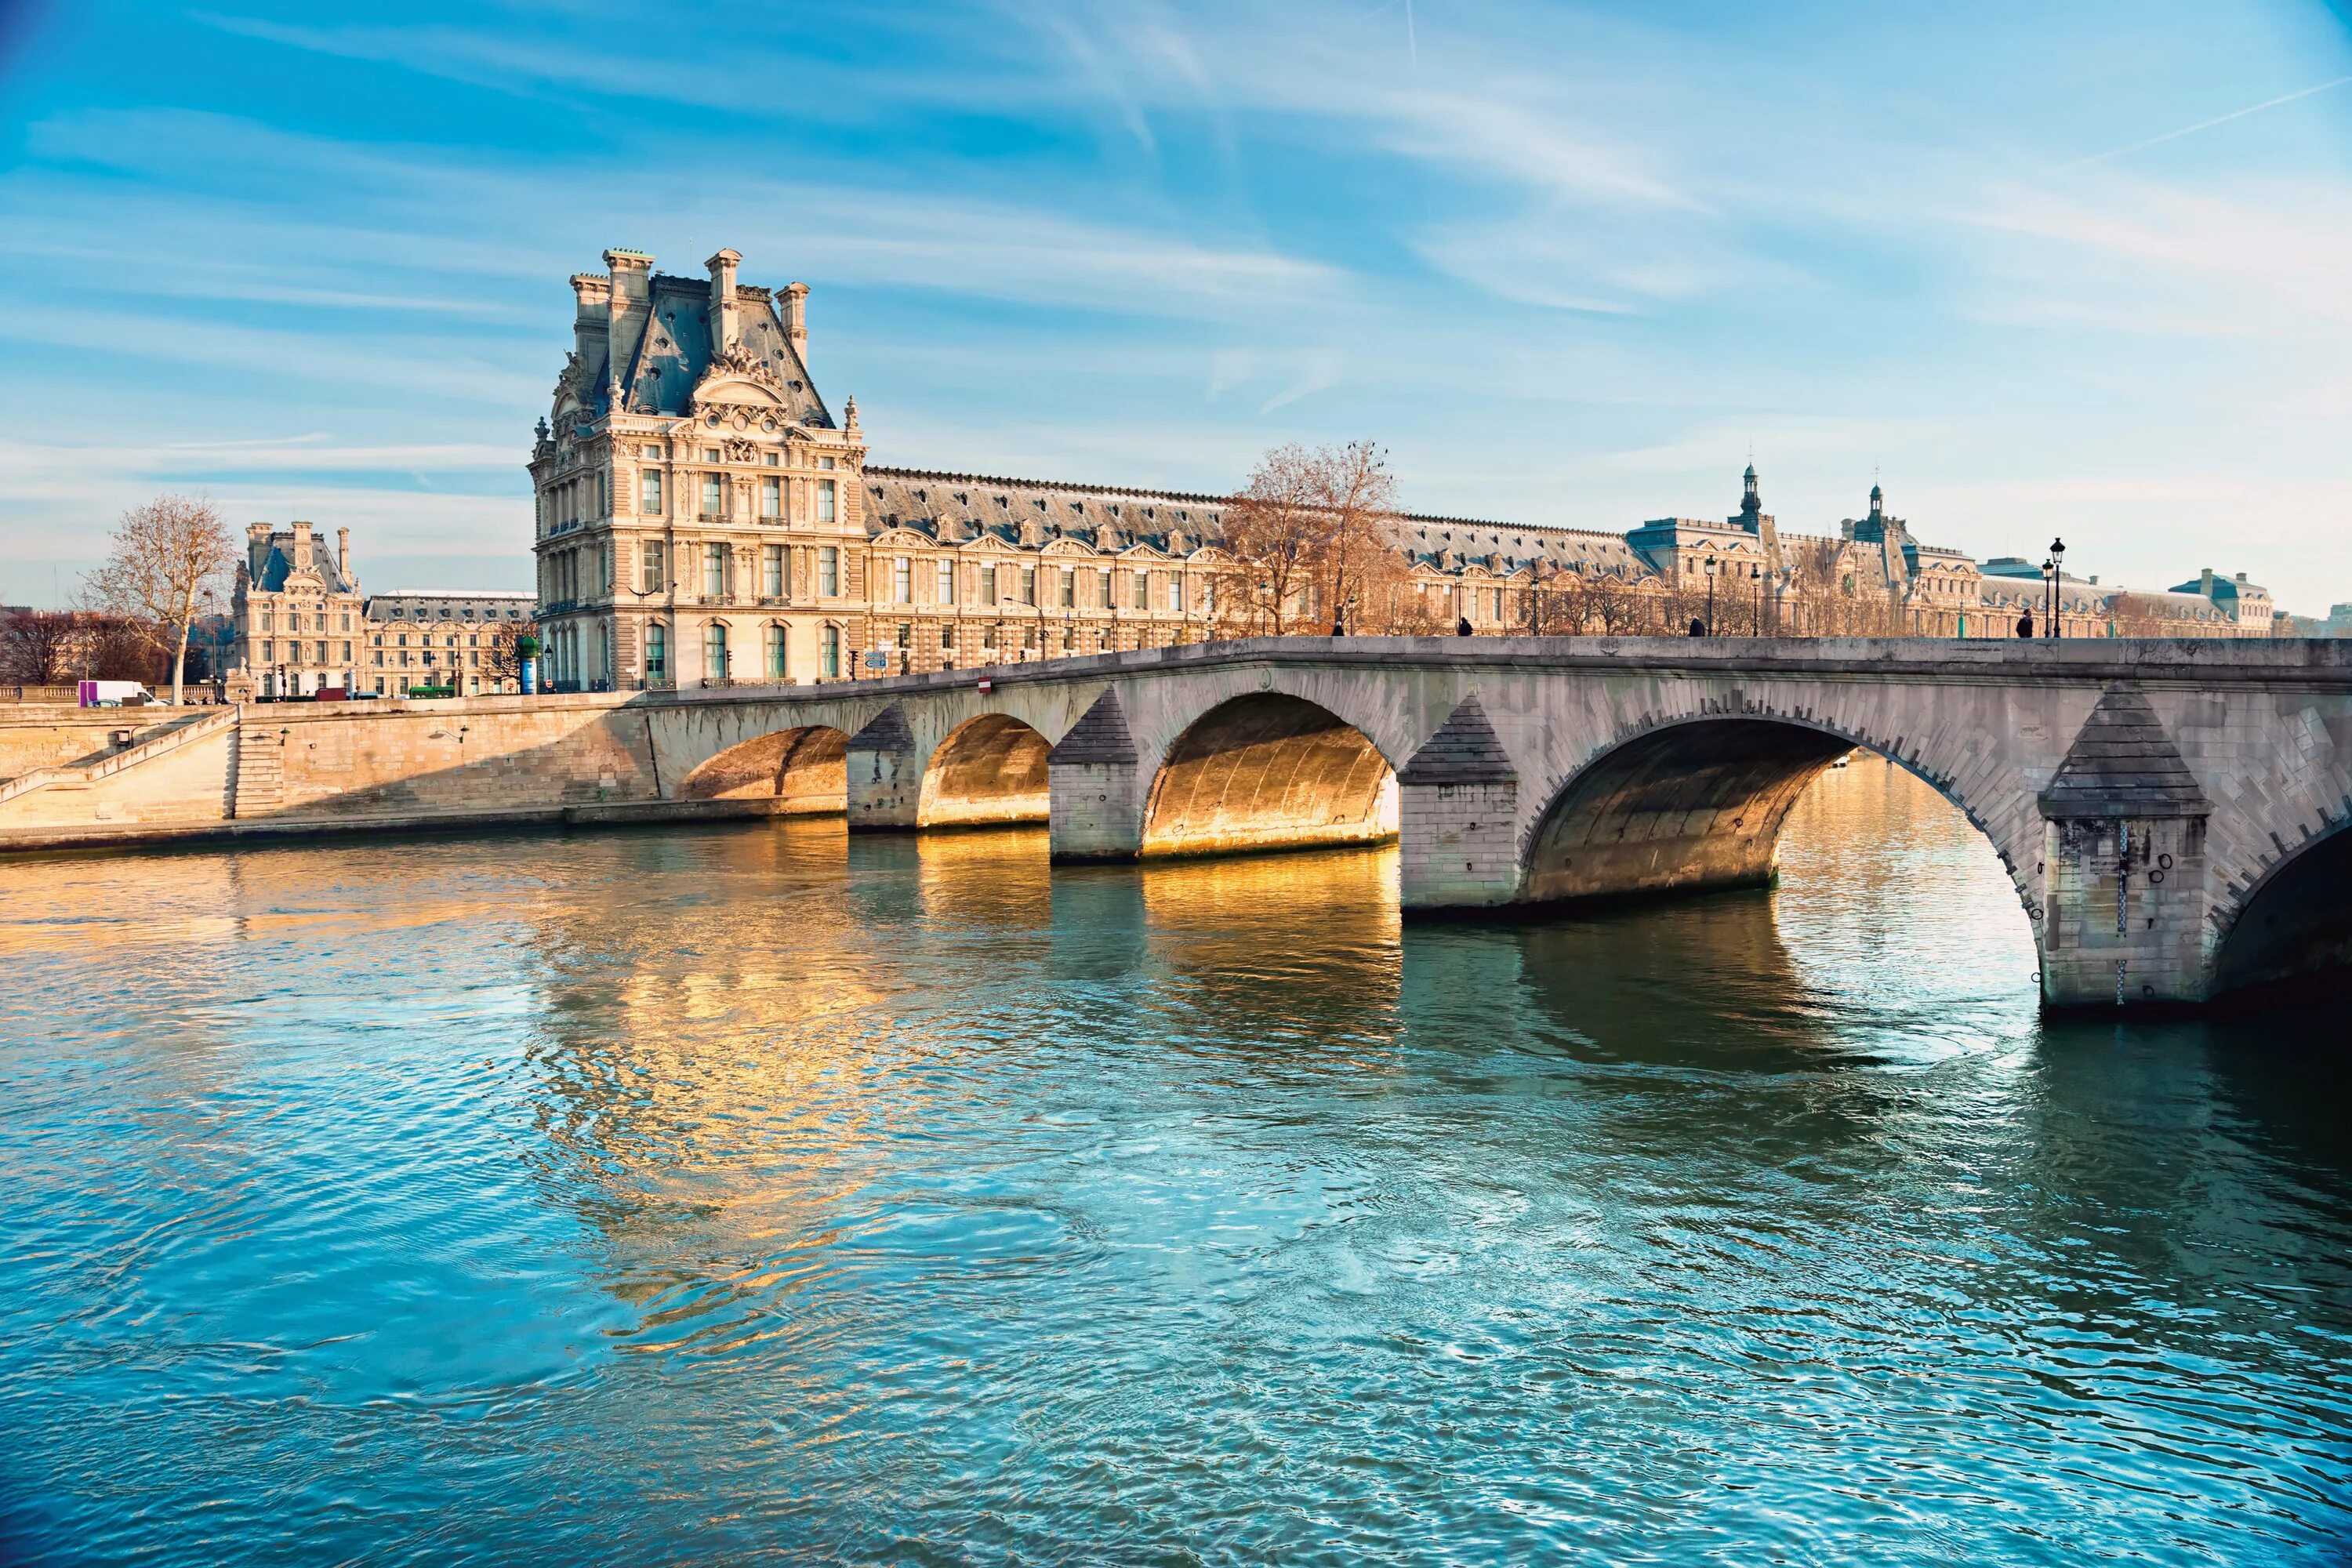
[864,649,889,670]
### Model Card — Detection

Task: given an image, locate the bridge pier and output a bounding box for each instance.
[1396,695,1523,910]
[844,704,920,831]
[1047,690,1144,861]
[2033,686,2213,1007]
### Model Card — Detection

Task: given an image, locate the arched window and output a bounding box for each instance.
[645,622,669,680]
[705,621,729,680]
[765,622,786,679]
[822,624,840,678]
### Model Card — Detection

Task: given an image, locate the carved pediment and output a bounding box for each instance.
[1038,537,1097,557]
[689,343,791,420]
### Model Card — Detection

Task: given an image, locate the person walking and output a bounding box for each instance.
[1457,616,1473,637]
[1689,616,1707,637]
[2016,608,2034,639]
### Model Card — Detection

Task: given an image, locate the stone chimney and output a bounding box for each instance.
[337,527,354,590]
[290,520,314,572]
[247,521,273,579]
[604,249,654,400]
[780,281,809,358]
[2200,568,2216,596]
[568,271,612,366]
[707,248,742,351]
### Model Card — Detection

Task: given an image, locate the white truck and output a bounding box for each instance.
[76,680,165,708]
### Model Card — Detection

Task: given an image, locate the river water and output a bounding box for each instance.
[2,758,2347,1565]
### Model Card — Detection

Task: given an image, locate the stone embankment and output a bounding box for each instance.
[0,692,746,851]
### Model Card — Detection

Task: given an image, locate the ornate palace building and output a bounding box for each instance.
[528,247,2282,691]
[230,524,535,699]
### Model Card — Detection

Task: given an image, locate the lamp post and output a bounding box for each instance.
[1749,562,1762,634]
[1704,554,1718,636]
[2048,537,2067,637]
[2040,557,2056,641]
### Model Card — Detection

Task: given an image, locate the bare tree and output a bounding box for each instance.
[87,495,235,703]
[2107,592,2172,637]
[1309,441,1412,635]
[1583,569,1640,633]
[1218,445,1327,636]
[0,610,80,685]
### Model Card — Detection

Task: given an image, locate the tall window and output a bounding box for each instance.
[1021,567,1036,606]
[763,544,784,597]
[822,624,840,677]
[936,560,955,605]
[1134,573,1150,611]
[641,539,665,593]
[704,622,729,680]
[702,473,722,517]
[703,543,727,600]
[816,478,837,524]
[761,476,780,518]
[1059,568,1076,608]
[1171,574,1185,612]
[647,623,669,678]
[818,546,839,597]
[1098,569,1113,608]
[764,623,786,679]
[981,565,998,604]
[893,557,913,604]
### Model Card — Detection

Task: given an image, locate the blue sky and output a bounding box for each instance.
[2,0,2349,608]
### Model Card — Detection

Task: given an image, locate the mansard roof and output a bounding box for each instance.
[567,270,828,430]
[252,537,357,596]
[859,463,1658,578]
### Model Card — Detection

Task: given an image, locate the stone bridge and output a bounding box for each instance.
[8,637,2350,1010]
[640,635,2352,1011]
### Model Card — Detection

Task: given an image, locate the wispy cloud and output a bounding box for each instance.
[2054,72,2352,171]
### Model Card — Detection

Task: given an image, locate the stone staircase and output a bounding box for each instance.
[0,707,238,810]
[230,719,285,818]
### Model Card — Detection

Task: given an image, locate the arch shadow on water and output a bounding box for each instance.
[2208,822,2352,1007]
[675,724,848,813]
[920,713,1050,830]
[1516,716,2039,942]
[1142,692,1396,860]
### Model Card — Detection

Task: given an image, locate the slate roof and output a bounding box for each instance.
[1396,694,1518,785]
[2037,684,2209,818]
[254,539,357,595]
[604,274,830,428]
[859,464,1650,575]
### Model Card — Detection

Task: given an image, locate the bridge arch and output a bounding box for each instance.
[1142,691,1397,858]
[1519,713,2044,937]
[920,713,1051,829]
[676,723,849,812]
[2207,822,2352,1002]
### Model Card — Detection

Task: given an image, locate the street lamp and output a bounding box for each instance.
[1704,554,1719,636]
[2048,537,2067,638]
[1749,562,1762,634]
